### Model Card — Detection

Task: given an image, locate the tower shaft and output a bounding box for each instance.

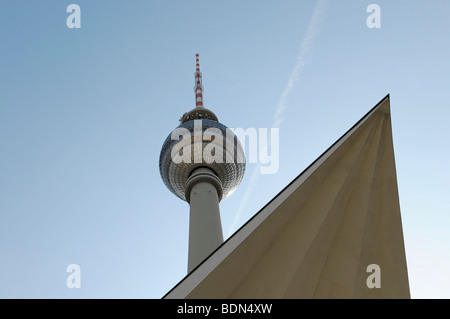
[186,168,224,272]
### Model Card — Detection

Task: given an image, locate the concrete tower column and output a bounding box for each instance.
[185,167,224,273]
[159,54,246,273]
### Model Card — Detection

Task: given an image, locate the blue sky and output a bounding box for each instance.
[1,0,449,298]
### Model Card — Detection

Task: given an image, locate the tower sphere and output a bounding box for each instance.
[159,106,246,202]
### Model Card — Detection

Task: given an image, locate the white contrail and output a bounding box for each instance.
[227,0,330,237]
[273,0,330,127]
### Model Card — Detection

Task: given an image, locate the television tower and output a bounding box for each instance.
[159,54,246,273]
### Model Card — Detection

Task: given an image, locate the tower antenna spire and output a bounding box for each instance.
[194,53,203,108]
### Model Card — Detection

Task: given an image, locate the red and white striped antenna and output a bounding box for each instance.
[194,53,204,108]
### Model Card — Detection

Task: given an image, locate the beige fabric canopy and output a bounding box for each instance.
[164,95,410,299]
